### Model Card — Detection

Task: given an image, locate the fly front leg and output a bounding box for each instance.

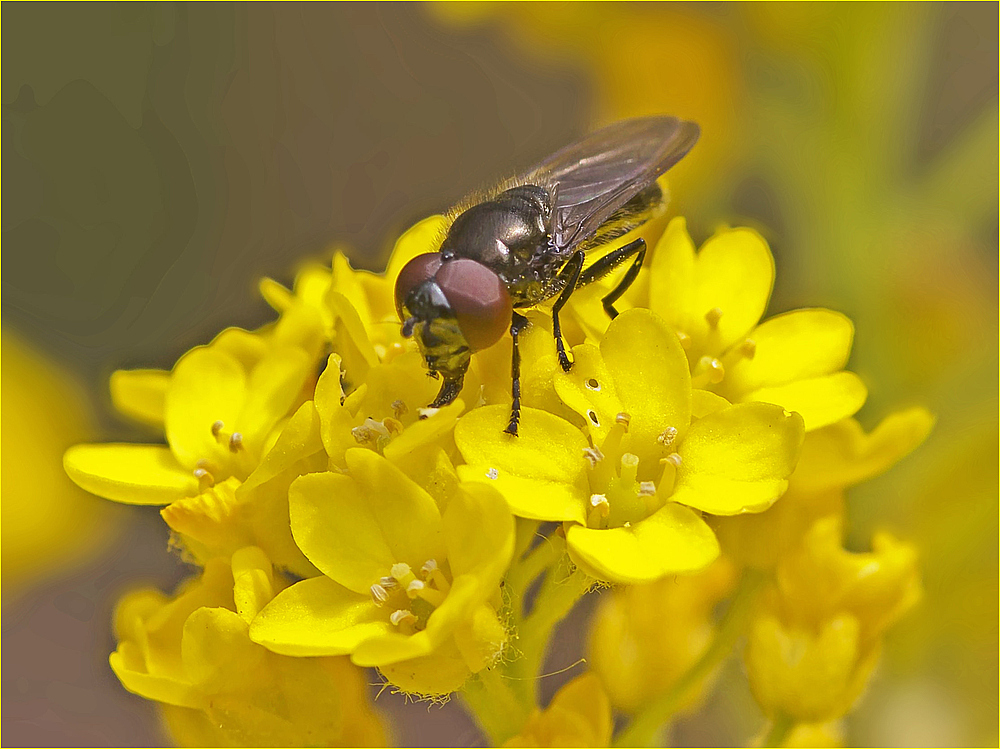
[577,237,646,319]
[551,250,586,372]
[504,311,530,437]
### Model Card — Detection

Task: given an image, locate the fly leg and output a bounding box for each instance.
[577,238,646,319]
[504,311,530,437]
[551,250,586,372]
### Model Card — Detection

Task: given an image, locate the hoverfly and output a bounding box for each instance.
[395,116,700,436]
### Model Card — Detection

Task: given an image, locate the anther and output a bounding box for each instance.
[705,307,723,328]
[486,467,499,480]
[740,339,757,359]
[383,417,404,436]
[587,409,601,427]
[418,407,440,420]
[615,412,631,431]
[390,609,416,627]
[676,331,692,349]
[406,580,426,599]
[370,583,390,605]
[391,399,408,418]
[379,576,398,590]
[420,559,438,578]
[211,420,225,438]
[585,377,601,391]
[695,356,725,384]
[390,562,412,581]
[657,426,678,447]
[638,481,657,497]
[228,432,244,452]
[663,453,683,468]
[583,445,605,468]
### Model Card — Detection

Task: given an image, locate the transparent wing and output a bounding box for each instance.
[527,117,700,252]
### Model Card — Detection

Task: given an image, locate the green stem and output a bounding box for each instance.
[460,665,533,746]
[761,712,796,748]
[613,568,768,748]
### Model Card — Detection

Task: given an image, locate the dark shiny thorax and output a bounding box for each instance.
[440,185,558,306]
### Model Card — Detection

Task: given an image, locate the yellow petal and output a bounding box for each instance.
[453,604,507,674]
[601,308,692,462]
[64,443,198,505]
[721,309,855,395]
[164,346,246,469]
[110,369,169,427]
[384,402,464,463]
[566,502,719,584]
[454,405,588,523]
[790,408,934,493]
[211,327,269,371]
[673,403,804,515]
[238,346,313,450]
[109,648,204,708]
[259,277,294,313]
[377,637,474,696]
[250,576,391,657]
[443,482,514,584]
[746,372,868,431]
[239,401,323,495]
[327,291,379,382]
[650,218,773,358]
[553,343,624,444]
[691,389,730,418]
[289,453,445,595]
[180,606,265,693]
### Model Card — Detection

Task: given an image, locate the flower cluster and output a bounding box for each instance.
[65,212,928,746]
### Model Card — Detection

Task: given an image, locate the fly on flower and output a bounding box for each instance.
[395,117,700,436]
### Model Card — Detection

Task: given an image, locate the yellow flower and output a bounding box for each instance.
[503,673,613,748]
[745,516,921,722]
[1,330,120,592]
[64,326,316,505]
[110,546,385,746]
[249,449,514,696]
[648,218,868,431]
[588,557,736,713]
[455,308,804,584]
[713,407,934,569]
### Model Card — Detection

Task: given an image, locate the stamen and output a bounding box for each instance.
[587,409,601,427]
[740,339,757,359]
[695,356,725,385]
[638,481,657,497]
[615,412,631,431]
[676,330,692,349]
[228,432,244,452]
[406,579,426,599]
[379,576,398,590]
[370,583,390,606]
[390,609,417,627]
[657,426,678,447]
[662,453,683,468]
[383,417,404,436]
[391,399,408,418]
[585,377,601,391]
[418,407,440,420]
[194,467,215,489]
[589,493,610,516]
[420,559,438,578]
[705,307,723,328]
[485,467,499,480]
[583,445,605,468]
[211,420,225,438]
[620,453,640,487]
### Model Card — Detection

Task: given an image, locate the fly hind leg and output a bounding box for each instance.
[504,312,530,437]
[577,237,646,319]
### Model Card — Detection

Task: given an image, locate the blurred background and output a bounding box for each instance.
[2,3,996,746]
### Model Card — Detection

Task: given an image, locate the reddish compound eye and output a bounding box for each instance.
[435,258,512,351]
[395,254,443,319]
